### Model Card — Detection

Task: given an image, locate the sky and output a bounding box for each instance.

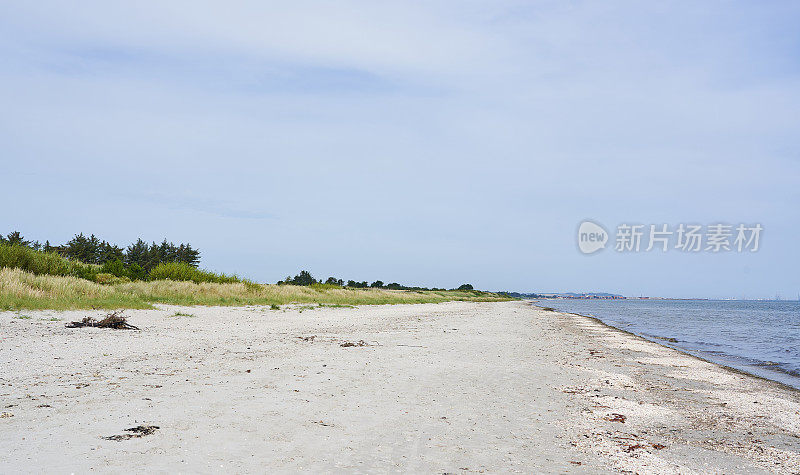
[1,1,799,298]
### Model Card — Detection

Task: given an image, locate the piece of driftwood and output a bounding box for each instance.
[66,310,140,330]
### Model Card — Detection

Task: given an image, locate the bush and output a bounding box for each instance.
[127,263,147,281]
[0,242,98,280]
[457,284,474,291]
[309,282,343,290]
[149,262,243,284]
[100,259,127,278]
[94,273,130,285]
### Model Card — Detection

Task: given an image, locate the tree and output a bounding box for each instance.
[64,233,98,263]
[98,241,124,264]
[457,284,474,291]
[4,231,31,247]
[345,280,369,288]
[290,270,316,286]
[125,239,149,268]
[325,277,344,286]
[176,243,200,267]
[370,280,384,288]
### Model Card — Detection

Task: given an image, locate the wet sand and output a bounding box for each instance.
[1,301,798,473]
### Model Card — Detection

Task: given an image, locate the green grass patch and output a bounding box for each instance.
[170,311,195,318]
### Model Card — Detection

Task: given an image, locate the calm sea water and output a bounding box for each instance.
[536,299,800,389]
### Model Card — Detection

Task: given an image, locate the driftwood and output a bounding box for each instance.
[66,310,140,330]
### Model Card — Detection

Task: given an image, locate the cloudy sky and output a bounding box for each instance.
[1,1,798,298]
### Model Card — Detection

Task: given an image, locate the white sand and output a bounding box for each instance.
[1,301,798,473]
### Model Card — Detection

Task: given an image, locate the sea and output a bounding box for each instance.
[535,299,800,390]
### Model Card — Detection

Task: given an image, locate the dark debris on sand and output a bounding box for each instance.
[604,413,627,423]
[66,310,140,330]
[102,425,160,441]
[340,340,370,347]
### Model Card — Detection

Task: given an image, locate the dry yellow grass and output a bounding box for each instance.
[0,267,510,310]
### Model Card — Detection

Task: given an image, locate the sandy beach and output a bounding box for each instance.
[1,300,799,473]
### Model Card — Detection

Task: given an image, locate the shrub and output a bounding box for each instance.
[309,282,343,290]
[94,273,130,285]
[149,262,243,284]
[0,242,97,280]
[457,284,474,291]
[100,259,127,278]
[127,263,147,281]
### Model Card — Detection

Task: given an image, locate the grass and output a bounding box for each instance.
[149,262,244,284]
[170,311,195,317]
[0,267,511,310]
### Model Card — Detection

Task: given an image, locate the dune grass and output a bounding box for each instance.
[148,262,244,284]
[0,267,510,310]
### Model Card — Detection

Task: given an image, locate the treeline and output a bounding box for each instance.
[0,231,200,270]
[279,270,474,291]
[0,230,238,285]
[497,291,545,299]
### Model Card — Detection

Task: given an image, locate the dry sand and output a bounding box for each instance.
[1,301,799,473]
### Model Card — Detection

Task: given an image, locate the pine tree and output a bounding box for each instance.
[5,231,31,247]
[125,239,149,268]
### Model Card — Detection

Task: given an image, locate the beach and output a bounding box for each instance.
[1,301,799,473]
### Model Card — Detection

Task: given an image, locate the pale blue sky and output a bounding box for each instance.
[1,1,799,298]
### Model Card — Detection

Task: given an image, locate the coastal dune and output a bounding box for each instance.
[1,301,798,473]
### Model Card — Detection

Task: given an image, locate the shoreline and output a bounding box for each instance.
[544,305,800,396]
[534,298,800,393]
[2,301,799,472]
